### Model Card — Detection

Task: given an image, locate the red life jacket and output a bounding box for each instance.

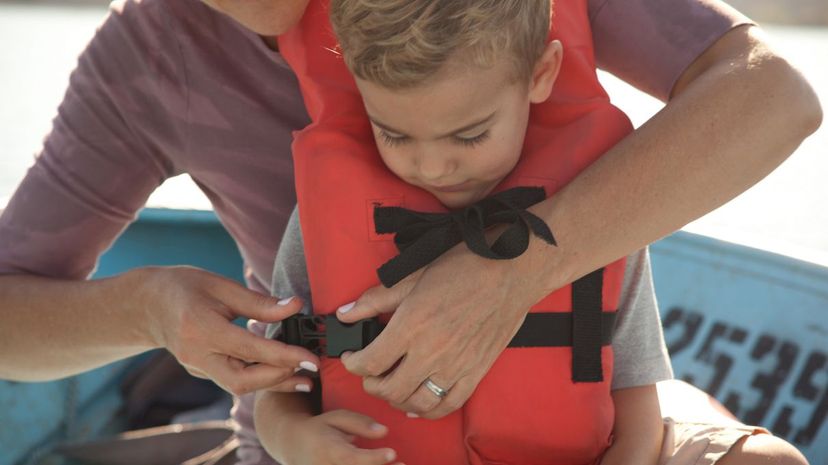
[279,1,633,463]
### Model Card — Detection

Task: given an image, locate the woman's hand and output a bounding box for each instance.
[336,234,556,419]
[147,266,321,396]
[262,407,398,465]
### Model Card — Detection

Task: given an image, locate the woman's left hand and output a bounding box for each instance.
[336,237,559,420]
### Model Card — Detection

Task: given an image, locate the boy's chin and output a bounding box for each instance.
[431,190,481,210]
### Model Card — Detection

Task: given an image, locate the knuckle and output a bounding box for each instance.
[330,446,355,465]
[442,397,463,412]
[390,391,409,406]
[412,397,436,413]
[227,380,251,396]
[362,379,381,398]
[381,386,405,405]
[235,341,256,362]
[175,349,196,366]
[360,360,383,376]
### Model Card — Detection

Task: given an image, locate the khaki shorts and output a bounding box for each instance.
[658,417,770,465]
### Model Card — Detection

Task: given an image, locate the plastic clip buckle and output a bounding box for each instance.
[325,317,382,358]
[277,315,383,358]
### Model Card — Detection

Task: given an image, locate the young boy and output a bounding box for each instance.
[240,1,754,464]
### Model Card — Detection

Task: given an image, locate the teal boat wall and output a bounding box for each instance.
[0,209,246,465]
[1,208,826,464]
[650,233,828,464]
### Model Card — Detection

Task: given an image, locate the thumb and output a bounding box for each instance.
[336,270,421,323]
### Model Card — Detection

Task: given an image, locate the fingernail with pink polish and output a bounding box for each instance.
[277,296,294,306]
[299,361,318,372]
[337,301,356,314]
[370,422,386,432]
[406,412,419,418]
[295,384,311,392]
[384,449,397,461]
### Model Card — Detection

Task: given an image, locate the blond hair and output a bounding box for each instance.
[329,0,550,89]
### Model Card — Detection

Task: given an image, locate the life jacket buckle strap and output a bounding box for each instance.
[276,314,384,358]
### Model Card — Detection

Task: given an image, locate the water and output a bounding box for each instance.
[0,3,826,263]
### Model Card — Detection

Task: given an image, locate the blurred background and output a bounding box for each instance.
[0,0,825,264]
[0,1,825,464]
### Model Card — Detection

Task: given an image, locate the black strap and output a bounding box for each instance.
[509,311,615,348]
[571,269,605,382]
[374,186,556,288]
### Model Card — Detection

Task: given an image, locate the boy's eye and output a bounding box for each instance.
[378,129,409,147]
[455,130,490,148]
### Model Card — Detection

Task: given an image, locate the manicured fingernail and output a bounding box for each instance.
[299,361,318,372]
[370,422,386,432]
[385,449,396,461]
[406,412,419,418]
[337,301,356,314]
[295,384,311,392]
[277,296,294,306]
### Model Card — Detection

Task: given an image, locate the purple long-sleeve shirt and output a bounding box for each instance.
[0,0,749,291]
[0,0,750,463]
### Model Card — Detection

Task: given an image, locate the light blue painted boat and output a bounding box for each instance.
[1,208,826,465]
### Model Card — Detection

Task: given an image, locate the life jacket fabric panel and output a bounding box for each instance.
[278,0,633,463]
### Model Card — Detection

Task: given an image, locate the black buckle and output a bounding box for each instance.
[277,315,383,358]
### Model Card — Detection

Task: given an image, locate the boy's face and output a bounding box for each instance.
[355,44,560,209]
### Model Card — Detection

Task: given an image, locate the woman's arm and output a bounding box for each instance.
[336,23,822,418]
[600,385,664,465]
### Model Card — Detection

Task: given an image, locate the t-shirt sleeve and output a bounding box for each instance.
[611,247,674,390]
[589,0,754,101]
[0,0,185,279]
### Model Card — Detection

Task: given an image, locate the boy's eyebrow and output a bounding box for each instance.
[369,111,497,139]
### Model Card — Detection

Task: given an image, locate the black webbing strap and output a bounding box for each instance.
[508,312,615,348]
[571,269,605,382]
[278,304,615,379]
[374,186,556,288]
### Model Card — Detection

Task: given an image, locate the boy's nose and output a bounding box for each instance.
[416,151,456,182]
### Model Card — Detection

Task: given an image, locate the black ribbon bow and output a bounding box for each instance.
[374,186,557,288]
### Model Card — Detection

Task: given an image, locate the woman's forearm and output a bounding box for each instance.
[0,270,159,381]
[525,25,821,294]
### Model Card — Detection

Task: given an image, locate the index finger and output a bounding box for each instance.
[219,323,320,370]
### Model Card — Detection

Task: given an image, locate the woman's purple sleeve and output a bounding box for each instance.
[0,0,182,278]
[589,0,753,101]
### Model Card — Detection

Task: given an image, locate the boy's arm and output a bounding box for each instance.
[253,389,397,465]
[254,390,315,463]
[600,385,664,465]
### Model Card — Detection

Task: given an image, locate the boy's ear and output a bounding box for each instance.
[528,40,563,104]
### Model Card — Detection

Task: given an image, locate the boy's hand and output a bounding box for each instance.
[271,410,399,465]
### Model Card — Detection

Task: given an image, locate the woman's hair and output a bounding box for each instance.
[330,0,551,89]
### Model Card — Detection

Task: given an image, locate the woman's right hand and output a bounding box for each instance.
[145,266,321,395]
